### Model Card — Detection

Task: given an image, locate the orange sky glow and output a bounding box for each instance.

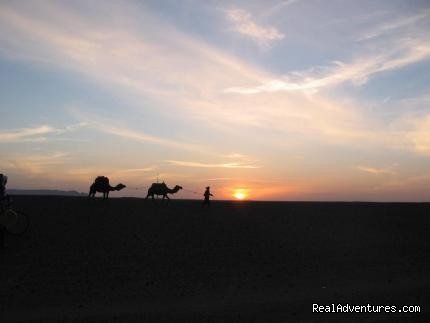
[0,1,429,201]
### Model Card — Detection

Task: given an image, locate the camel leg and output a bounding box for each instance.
[89,185,95,198]
[147,194,155,203]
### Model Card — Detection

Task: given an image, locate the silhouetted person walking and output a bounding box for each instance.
[202,186,213,207]
[0,174,6,201]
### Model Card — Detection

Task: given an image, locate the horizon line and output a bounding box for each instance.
[7,190,430,204]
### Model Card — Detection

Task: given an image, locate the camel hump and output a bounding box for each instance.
[151,182,167,187]
[95,176,109,185]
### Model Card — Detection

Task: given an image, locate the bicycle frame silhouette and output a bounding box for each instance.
[0,196,29,236]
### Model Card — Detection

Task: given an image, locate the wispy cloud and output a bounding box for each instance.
[166,160,260,169]
[222,153,249,159]
[225,37,430,94]
[79,118,205,152]
[206,177,235,181]
[225,8,284,47]
[0,1,428,162]
[61,165,157,183]
[407,114,430,155]
[262,0,300,18]
[358,11,430,41]
[0,125,55,142]
[1,152,70,174]
[0,123,86,142]
[97,124,201,151]
[357,165,396,175]
[119,167,156,173]
[0,2,272,125]
[374,174,430,191]
[0,2,362,146]
[207,177,281,183]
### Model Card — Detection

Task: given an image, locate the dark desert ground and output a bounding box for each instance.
[1,196,429,322]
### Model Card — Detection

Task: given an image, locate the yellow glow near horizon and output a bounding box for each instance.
[233,189,247,200]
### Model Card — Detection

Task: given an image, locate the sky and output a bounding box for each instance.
[0,0,430,201]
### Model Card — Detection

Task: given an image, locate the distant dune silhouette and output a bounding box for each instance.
[7,189,86,196]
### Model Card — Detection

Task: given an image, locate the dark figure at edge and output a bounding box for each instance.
[0,174,8,251]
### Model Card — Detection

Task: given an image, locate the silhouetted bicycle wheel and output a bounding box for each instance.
[4,209,29,235]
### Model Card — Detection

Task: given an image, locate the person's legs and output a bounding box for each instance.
[202,198,209,207]
[0,226,4,264]
[0,200,5,263]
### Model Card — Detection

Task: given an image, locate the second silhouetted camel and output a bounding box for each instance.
[145,182,182,201]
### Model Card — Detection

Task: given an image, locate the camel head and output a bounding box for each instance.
[115,183,126,191]
[174,185,183,191]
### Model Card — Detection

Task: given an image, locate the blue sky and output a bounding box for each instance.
[0,0,429,201]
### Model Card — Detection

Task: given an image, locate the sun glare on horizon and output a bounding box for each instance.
[233,189,248,200]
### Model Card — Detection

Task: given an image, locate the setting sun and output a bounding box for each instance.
[233,189,248,200]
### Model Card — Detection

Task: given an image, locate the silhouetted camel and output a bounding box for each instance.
[145,182,182,201]
[88,176,126,199]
